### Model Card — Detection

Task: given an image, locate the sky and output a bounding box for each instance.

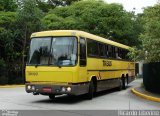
[104,0,158,13]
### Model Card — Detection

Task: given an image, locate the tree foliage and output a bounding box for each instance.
[17,0,43,34]
[35,0,80,12]
[42,1,140,46]
[0,0,43,84]
[0,11,20,84]
[0,0,17,12]
[137,5,160,62]
[0,12,17,64]
[16,0,43,81]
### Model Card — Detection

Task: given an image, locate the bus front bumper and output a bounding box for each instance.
[25,83,89,96]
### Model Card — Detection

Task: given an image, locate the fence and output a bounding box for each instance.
[0,63,24,85]
[143,62,160,93]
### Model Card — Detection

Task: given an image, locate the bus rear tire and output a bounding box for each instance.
[86,80,94,100]
[49,94,55,100]
[122,77,127,90]
[118,79,123,91]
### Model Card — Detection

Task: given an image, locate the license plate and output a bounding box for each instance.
[42,87,52,93]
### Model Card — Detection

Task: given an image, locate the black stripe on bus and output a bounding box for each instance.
[87,69,135,72]
[71,77,121,85]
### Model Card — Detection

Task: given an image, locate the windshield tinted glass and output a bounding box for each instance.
[28,37,77,66]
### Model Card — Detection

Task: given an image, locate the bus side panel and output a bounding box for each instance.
[87,57,135,91]
[77,67,88,83]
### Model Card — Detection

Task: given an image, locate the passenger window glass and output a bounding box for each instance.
[125,50,129,60]
[99,43,106,57]
[116,48,122,59]
[87,39,99,57]
[108,45,112,58]
[112,46,116,58]
[105,45,109,58]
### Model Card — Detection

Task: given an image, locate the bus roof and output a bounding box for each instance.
[31,30,131,50]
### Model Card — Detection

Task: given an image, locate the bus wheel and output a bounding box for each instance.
[122,77,127,90]
[86,80,94,100]
[49,94,55,100]
[118,79,123,91]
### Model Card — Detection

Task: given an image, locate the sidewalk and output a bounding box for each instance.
[131,87,160,102]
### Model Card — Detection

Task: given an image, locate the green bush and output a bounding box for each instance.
[0,59,8,85]
[0,76,8,85]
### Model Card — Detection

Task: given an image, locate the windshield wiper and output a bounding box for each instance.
[48,62,62,68]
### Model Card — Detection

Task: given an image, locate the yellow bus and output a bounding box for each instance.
[25,30,135,100]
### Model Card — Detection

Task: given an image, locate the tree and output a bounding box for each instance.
[139,4,160,62]
[42,0,140,46]
[0,11,20,84]
[35,0,80,12]
[16,0,43,81]
[0,0,17,12]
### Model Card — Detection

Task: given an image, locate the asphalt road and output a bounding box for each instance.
[0,79,160,110]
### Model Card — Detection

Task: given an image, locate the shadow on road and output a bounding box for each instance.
[94,85,131,98]
[32,85,132,104]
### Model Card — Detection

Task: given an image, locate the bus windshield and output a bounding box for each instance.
[28,37,77,66]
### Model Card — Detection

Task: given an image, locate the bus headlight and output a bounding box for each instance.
[27,85,31,90]
[31,86,35,91]
[67,87,71,92]
[61,87,71,92]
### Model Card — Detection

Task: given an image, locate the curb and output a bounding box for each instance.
[131,88,160,102]
[0,85,25,88]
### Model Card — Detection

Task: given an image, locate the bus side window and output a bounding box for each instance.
[80,37,86,66]
[108,45,112,58]
[112,46,116,58]
[87,39,99,57]
[121,49,125,59]
[99,43,106,58]
[115,47,119,59]
[116,48,122,59]
[105,45,109,58]
[125,50,129,60]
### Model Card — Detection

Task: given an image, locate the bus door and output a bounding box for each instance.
[79,37,87,82]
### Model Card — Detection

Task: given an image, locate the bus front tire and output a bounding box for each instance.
[49,94,55,100]
[86,80,94,100]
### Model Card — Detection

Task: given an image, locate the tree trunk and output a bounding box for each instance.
[22,26,27,84]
